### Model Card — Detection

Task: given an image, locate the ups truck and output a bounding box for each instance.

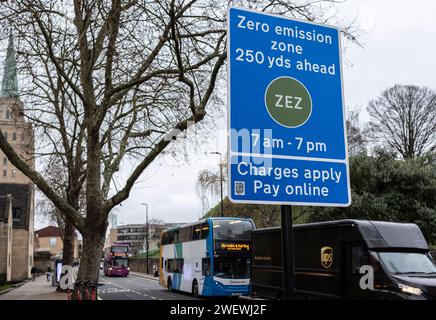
[251,220,436,300]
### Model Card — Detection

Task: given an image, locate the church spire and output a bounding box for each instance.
[1,31,18,98]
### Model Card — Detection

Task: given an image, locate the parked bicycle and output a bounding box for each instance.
[67,280,104,300]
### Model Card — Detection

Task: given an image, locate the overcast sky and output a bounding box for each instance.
[35,0,436,230]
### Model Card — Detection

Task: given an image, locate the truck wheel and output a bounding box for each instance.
[192,280,199,298]
[167,277,172,292]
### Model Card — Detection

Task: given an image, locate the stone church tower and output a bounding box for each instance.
[0,32,35,283]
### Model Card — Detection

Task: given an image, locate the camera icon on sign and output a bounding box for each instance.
[234,181,245,196]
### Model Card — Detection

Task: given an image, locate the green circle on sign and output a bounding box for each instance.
[265,77,312,128]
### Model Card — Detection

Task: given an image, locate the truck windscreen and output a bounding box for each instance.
[213,220,254,240]
[377,252,436,274]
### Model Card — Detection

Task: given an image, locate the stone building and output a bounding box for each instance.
[115,222,183,255]
[0,33,35,284]
[0,194,13,284]
[34,226,79,269]
[116,224,147,255]
[104,228,118,249]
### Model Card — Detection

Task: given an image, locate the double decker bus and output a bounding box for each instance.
[159,217,255,297]
[103,244,130,277]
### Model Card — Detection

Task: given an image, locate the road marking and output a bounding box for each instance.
[102,278,138,292]
[101,278,123,288]
[100,275,181,300]
[99,288,132,294]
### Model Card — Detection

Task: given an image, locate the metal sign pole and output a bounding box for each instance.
[281,205,295,300]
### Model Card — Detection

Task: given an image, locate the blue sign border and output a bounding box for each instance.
[227,6,351,207]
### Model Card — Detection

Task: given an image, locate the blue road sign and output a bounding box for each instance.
[228,7,351,206]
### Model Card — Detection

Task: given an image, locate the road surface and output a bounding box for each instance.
[98,273,199,300]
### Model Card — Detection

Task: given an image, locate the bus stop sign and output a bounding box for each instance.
[228,7,351,207]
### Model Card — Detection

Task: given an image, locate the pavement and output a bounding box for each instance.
[0,275,68,300]
[0,271,195,300]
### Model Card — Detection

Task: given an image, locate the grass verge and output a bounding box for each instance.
[0,284,12,292]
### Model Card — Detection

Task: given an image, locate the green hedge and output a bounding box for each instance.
[130,249,160,260]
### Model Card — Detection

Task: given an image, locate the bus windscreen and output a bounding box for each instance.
[112,245,128,253]
[213,220,254,240]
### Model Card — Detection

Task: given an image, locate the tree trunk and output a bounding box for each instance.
[76,223,106,282]
[71,124,106,299]
[63,191,81,266]
[56,188,81,292]
[62,220,76,266]
[73,221,107,300]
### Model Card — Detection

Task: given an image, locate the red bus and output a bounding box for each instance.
[103,244,130,277]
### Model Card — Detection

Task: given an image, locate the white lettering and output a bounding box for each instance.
[237,15,269,33]
[359,265,374,290]
[275,94,283,108]
[237,15,246,29]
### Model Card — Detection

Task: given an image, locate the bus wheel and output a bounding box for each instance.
[192,280,199,298]
[167,277,172,292]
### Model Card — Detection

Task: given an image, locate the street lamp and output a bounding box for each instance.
[141,203,149,274]
[210,152,224,215]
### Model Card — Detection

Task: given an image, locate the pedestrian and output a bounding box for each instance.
[31,266,37,281]
[46,265,52,282]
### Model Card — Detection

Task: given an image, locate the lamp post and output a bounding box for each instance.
[210,152,224,215]
[141,203,149,274]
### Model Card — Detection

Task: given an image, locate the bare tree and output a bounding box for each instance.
[37,195,78,264]
[347,109,366,156]
[366,85,436,159]
[0,0,227,291]
[196,159,227,214]
[34,155,85,291]
[0,0,358,296]
[32,150,83,293]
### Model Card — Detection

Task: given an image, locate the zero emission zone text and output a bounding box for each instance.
[235,14,336,75]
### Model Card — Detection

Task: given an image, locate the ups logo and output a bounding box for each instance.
[321,246,333,269]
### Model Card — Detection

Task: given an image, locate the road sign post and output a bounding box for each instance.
[281,205,295,299]
[227,7,351,299]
